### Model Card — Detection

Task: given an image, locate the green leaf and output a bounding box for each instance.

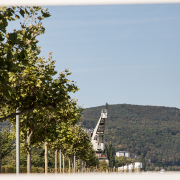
[0,32,4,41]
[3,89,11,99]
[8,32,17,43]
[3,72,9,81]
[15,14,20,19]
[19,8,25,17]
[21,60,28,66]
[7,49,13,60]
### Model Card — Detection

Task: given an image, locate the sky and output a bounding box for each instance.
[7,4,180,109]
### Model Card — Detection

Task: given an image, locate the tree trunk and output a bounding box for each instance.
[63,153,65,173]
[55,149,58,173]
[45,142,48,174]
[85,161,86,169]
[81,161,83,172]
[76,159,77,173]
[71,156,73,173]
[69,157,70,173]
[27,129,33,174]
[59,149,61,173]
[74,154,76,173]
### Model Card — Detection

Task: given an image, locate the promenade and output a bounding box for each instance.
[1,172,180,180]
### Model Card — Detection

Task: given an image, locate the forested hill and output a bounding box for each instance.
[81,104,180,167]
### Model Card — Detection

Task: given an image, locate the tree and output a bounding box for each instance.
[52,123,98,172]
[105,144,109,160]
[50,113,82,173]
[99,160,108,171]
[115,156,126,167]
[0,6,99,174]
[140,153,146,171]
[0,127,15,160]
[0,6,52,121]
[115,156,135,168]
[106,143,115,168]
[19,95,81,173]
[0,127,15,172]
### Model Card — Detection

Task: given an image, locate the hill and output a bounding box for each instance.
[80,104,180,168]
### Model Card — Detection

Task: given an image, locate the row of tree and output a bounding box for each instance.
[0,6,98,173]
[0,125,98,173]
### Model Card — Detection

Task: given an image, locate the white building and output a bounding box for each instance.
[118,162,142,172]
[124,165,128,171]
[128,163,134,171]
[116,151,130,158]
[134,162,142,169]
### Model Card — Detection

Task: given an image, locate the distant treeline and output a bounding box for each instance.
[81,104,180,169]
[0,120,11,131]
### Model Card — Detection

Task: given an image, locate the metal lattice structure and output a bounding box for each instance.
[91,108,109,164]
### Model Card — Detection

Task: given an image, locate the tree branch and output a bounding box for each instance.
[0,104,53,122]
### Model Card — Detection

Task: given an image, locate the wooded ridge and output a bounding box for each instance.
[81,104,180,168]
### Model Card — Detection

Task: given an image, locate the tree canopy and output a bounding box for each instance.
[0,6,62,121]
[0,6,98,172]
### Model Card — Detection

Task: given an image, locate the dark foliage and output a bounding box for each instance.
[106,143,115,168]
[140,153,146,170]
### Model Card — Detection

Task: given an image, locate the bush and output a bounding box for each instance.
[38,167,44,173]
[20,166,27,173]
[1,165,16,173]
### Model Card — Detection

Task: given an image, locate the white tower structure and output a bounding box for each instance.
[91,108,108,163]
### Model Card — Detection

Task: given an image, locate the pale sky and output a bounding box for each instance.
[7,4,180,109]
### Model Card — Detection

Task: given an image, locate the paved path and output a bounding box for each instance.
[0,172,180,180]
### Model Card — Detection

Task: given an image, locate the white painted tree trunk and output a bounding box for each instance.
[63,153,65,173]
[59,149,61,173]
[55,149,58,173]
[27,129,32,174]
[74,154,76,173]
[72,156,73,173]
[69,157,70,173]
[45,142,48,174]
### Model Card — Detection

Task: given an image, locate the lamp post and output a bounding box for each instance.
[16,108,20,174]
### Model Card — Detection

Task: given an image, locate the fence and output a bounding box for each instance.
[0,166,141,174]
